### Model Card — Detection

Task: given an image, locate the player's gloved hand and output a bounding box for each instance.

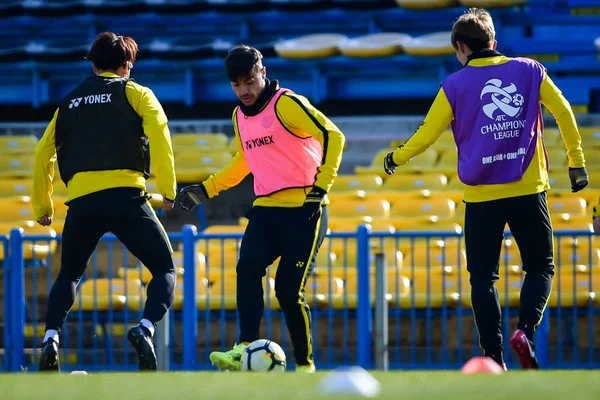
[177,184,208,212]
[303,186,326,221]
[569,167,589,192]
[593,203,600,234]
[383,151,398,176]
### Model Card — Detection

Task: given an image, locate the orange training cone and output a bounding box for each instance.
[461,356,505,375]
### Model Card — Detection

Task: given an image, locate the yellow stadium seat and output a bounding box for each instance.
[390,197,455,219]
[0,154,34,179]
[227,138,240,155]
[542,128,562,147]
[382,173,448,192]
[72,278,145,312]
[396,0,458,8]
[0,179,32,197]
[304,275,344,306]
[172,133,229,152]
[0,196,34,221]
[330,273,411,309]
[328,199,391,219]
[175,151,233,183]
[172,277,210,311]
[547,273,600,308]
[0,135,38,154]
[392,218,463,234]
[548,173,573,192]
[429,130,456,152]
[548,196,587,217]
[434,149,458,173]
[0,222,58,261]
[354,149,397,178]
[578,126,600,149]
[401,148,439,171]
[582,148,600,170]
[545,148,568,168]
[208,276,276,310]
[403,242,466,269]
[551,213,593,231]
[331,174,383,193]
[402,32,454,56]
[339,33,409,58]
[144,178,159,194]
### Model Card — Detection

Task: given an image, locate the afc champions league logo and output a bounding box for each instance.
[480,78,524,120]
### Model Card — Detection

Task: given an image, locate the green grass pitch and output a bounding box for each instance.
[1,371,599,400]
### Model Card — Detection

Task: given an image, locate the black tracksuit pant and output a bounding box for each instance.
[236,205,328,366]
[465,191,554,362]
[45,188,177,333]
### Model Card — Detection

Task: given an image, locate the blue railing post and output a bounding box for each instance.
[536,306,550,368]
[9,228,24,372]
[3,236,11,372]
[182,224,198,370]
[356,224,372,369]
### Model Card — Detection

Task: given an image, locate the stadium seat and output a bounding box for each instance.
[0,179,33,197]
[393,218,463,234]
[274,34,348,59]
[548,172,573,192]
[547,272,600,308]
[304,275,344,306]
[172,277,210,311]
[403,241,467,269]
[354,148,393,177]
[331,174,383,193]
[382,172,448,192]
[72,278,145,312]
[545,148,568,168]
[577,126,600,148]
[429,130,456,152]
[434,149,458,175]
[390,197,456,219]
[0,154,34,178]
[328,198,391,219]
[402,147,439,170]
[402,32,454,56]
[0,221,58,261]
[330,273,411,309]
[338,33,411,58]
[0,196,34,221]
[582,148,600,171]
[542,128,562,147]
[396,0,458,9]
[208,276,276,310]
[172,133,229,152]
[0,135,38,154]
[175,150,233,183]
[548,196,587,217]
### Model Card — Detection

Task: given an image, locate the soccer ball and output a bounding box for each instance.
[241,339,286,372]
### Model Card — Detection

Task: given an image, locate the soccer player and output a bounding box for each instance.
[177,45,345,373]
[383,8,587,370]
[33,32,177,372]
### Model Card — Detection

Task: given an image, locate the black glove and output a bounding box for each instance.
[177,184,209,212]
[303,186,326,221]
[569,167,588,193]
[383,151,399,176]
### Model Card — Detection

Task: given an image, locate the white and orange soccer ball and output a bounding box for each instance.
[241,339,286,372]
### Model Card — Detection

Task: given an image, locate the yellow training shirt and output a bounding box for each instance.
[32,72,177,220]
[202,92,346,207]
[392,56,585,203]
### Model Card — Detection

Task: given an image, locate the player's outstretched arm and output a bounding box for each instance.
[539,72,588,192]
[384,88,453,175]
[32,108,59,225]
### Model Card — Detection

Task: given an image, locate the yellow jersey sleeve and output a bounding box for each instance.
[202,107,251,198]
[275,93,345,193]
[126,81,177,200]
[32,108,59,221]
[539,73,585,168]
[392,88,454,165]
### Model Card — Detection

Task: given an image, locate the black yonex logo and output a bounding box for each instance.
[245,135,274,150]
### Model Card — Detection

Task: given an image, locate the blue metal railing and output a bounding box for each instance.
[2,225,598,371]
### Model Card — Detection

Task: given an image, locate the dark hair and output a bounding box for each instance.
[451,7,495,52]
[224,45,263,81]
[86,32,138,71]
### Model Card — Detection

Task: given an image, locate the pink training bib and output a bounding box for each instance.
[236,88,323,197]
